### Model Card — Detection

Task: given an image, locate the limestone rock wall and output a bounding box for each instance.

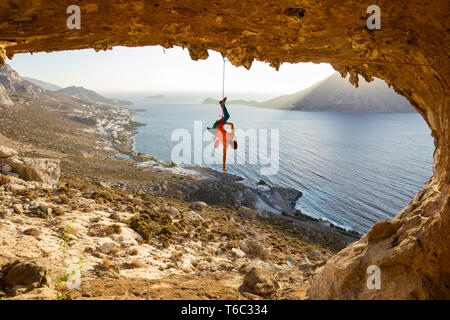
[0,0,448,299]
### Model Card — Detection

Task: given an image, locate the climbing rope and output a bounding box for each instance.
[222,57,226,99]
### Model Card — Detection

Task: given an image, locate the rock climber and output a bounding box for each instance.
[206,97,238,172]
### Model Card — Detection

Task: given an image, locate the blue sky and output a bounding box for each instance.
[7,45,335,98]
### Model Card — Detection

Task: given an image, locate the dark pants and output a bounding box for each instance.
[212,103,230,129]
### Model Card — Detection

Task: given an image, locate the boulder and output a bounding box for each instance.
[4,259,49,290]
[239,206,257,219]
[185,210,203,220]
[4,157,60,187]
[263,186,302,214]
[191,201,208,211]
[12,203,23,214]
[23,228,41,238]
[309,250,320,257]
[0,163,12,174]
[8,183,26,191]
[39,204,53,215]
[100,241,117,254]
[0,173,11,186]
[285,257,296,266]
[242,267,280,297]
[0,252,17,270]
[167,206,179,216]
[231,248,246,258]
[159,202,168,212]
[0,145,18,158]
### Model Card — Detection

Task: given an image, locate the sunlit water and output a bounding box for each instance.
[127,96,433,234]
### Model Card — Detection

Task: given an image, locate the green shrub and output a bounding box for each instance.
[127,210,178,248]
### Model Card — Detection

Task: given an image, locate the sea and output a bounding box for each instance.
[119,94,434,234]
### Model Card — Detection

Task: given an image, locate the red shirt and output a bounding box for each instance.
[214,123,234,148]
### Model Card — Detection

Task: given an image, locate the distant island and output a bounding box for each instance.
[202,98,260,106]
[57,86,134,106]
[145,94,165,99]
[203,73,414,113]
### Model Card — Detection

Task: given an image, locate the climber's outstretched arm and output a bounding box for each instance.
[222,142,227,172]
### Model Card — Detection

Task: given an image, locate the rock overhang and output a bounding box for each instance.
[0,0,448,299]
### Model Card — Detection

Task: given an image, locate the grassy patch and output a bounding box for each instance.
[13,189,36,201]
[127,210,179,248]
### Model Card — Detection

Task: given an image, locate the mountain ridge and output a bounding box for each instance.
[0,64,133,107]
[57,86,134,106]
[22,76,62,91]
